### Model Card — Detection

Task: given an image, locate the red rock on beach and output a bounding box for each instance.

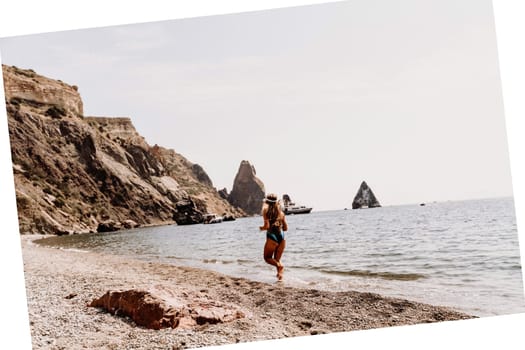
[89,289,245,330]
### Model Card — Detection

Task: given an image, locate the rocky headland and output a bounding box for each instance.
[3,64,244,234]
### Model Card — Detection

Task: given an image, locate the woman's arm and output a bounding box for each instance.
[259,218,270,231]
[282,215,288,232]
[259,207,269,231]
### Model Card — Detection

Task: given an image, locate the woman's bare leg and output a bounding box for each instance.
[263,239,280,268]
[274,239,286,262]
[274,240,286,279]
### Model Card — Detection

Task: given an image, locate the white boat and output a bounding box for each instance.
[282,203,312,215]
[281,194,312,215]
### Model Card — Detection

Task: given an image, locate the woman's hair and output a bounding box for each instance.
[263,193,282,223]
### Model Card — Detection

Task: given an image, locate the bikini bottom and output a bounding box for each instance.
[266,231,284,244]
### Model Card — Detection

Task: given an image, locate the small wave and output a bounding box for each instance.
[59,247,90,253]
[318,269,425,281]
[202,259,218,264]
[428,228,449,233]
[366,252,403,258]
[166,255,184,260]
[202,258,247,265]
[461,278,479,283]
[236,259,252,264]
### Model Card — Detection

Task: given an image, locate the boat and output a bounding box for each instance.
[283,204,313,215]
[203,214,223,224]
[281,194,312,215]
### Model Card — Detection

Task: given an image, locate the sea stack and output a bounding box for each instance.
[352,181,381,209]
[228,160,265,215]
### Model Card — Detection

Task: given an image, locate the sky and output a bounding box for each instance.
[0,0,513,211]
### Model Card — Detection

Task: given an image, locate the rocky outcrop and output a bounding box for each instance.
[218,188,229,200]
[173,198,204,225]
[3,66,83,118]
[191,164,213,187]
[89,289,245,330]
[227,160,265,215]
[352,181,381,209]
[3,64,244,234]
[282,194,292,206]
[150,146,244,220]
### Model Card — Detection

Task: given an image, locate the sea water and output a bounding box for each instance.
[38,197,525,317]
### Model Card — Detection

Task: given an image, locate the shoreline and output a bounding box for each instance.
[21,234,474,349]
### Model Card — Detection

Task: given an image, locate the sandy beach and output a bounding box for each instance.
[21,235,474,350]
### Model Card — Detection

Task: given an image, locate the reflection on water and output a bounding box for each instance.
[38,197,525,317]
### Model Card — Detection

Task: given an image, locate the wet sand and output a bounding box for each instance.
[21,235,474,349]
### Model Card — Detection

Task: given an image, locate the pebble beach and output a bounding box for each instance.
[21,235,474,350]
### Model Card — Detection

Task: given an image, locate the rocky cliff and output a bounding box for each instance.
[227,160,265,215]
[352,181,381,209]
[3,64,244,235]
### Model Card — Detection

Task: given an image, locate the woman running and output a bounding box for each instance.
[259,193,288,280]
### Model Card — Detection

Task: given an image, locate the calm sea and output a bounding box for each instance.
[37,197,525,317]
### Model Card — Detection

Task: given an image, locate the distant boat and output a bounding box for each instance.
[281,194,312,215]
[282,203,313,215]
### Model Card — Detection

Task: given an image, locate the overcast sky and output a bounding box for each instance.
[0,0,513,211]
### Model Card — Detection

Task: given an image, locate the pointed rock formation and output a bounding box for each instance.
[228,161,265,215]
[352,181,381,209]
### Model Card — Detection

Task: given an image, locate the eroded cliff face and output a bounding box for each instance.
[228,160,265,215]
[3,65,244,234]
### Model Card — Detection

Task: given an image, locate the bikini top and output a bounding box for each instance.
[268,216,282,234]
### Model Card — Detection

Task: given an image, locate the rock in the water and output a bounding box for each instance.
[352,181,381,209]
[222,214,236,222]
[227,161,265,215]
[122,219,139,229]
[97,220,122,233]
[89,289,245,330]
[173,198,204,225]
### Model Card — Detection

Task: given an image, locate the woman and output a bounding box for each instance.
[259,193,288,280]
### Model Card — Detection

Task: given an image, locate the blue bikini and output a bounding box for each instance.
[266,230,284,243]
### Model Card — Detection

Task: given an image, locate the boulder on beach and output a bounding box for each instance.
[89,289,245,330]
